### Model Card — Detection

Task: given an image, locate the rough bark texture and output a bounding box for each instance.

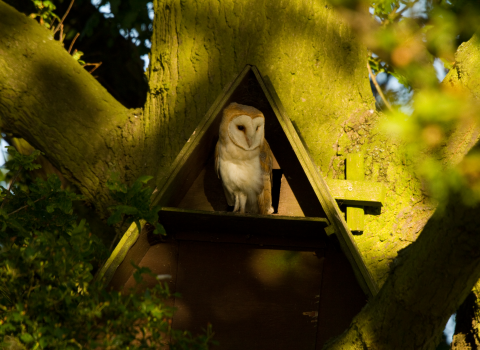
[447,32,480,350]
[146,0,375,180]
[451,284,480,350]
[0,1,155,219]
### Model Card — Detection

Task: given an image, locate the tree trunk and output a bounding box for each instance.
[447,32,480,350]
[451,284,480,349]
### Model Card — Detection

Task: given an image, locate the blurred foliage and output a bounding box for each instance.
[0,148,215,349]
[29,1,60,28]
[328,0,480,209]
[106,173,165,249]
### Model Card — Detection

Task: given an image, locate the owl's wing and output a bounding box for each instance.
[215,141,220,179]
[258,140,274,215]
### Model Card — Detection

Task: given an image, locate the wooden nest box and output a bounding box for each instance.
[100,65,378,349]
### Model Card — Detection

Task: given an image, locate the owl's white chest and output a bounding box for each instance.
[218,142,263,201]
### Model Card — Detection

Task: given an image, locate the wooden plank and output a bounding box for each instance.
[157,207,328,238]
[122,243,178,295]
[347,206,365,232]
[254,69,379,297]
[346,153,365,232]
[108,222,152,290]
[346,153,364,181]
[325,179,385,206]
[119,231,367,349]
[96,220,144,286]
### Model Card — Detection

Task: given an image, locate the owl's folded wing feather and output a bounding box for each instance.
[260,140,273,178]
[258,140,274,215]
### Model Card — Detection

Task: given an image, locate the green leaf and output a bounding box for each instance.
[137,175,153,184]
[20,333,34,344]
[154,223,166,236]
[135,220,142,234]
[72,219,87,235]
[115,205,139,215]
[24,246,35,259]
[72,51,84,61]
[107,210,122,226]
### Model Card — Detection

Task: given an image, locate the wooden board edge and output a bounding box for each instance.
[252,67,379,298]
[159,206,329,223]
[96,220,144,286]
[152,65,253,208]
[326,179,385,206]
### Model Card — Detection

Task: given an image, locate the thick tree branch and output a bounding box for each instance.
[324,187,480,349]
[0,2,161,220]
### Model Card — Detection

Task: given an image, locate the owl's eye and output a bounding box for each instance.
[237,125,245,131]
[256,126,259,131]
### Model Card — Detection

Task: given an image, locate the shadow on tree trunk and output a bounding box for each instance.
[452,292,479,349]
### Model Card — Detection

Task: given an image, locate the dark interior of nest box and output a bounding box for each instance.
[110,67,368,349]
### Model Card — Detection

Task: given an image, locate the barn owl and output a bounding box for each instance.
[215,102,274,215]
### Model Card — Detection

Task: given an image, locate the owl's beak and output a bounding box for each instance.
[246,130,255,148]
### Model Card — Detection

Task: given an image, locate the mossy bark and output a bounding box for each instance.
[447,32,480,350]
[0,1,159,221]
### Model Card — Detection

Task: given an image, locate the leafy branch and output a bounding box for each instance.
[106,173,165,251]
[29,0,102,74]
[0,147,214,349]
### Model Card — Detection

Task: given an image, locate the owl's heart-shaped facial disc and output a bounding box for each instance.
[228,114,265,151]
